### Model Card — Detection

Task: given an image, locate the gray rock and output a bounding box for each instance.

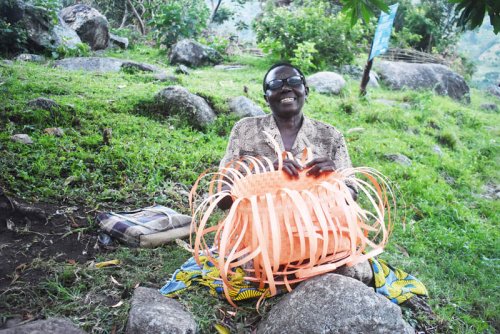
[480,182,500,200]
[376,61,470,103]
[257,274,414,334]
[175,64,191,75]
[0,318,85,334]
[368,71,380,88]
[306,72,346,95]
[126,287,196,334]
[374,99,398,107]
[109,33,128,49]
[333,260,374,286]
[54,57,164,75]
[480,103,498,111]
[14,54,45,62]
[228,96,265,118]
[44,127,64,137]
[346,127,365,134]
[10,134,33,145]
[153,72,178,82]
[487,85,500,99]
[385,153,412,166]
[0,0,82,53]
[432,145,443,157]
[1,60,14,66]
[27,97,59,111]
[339,65,363,78]
[214,64,247,71]
[155,86,216,128]
[169,39,222,67]
[60,4,109,50]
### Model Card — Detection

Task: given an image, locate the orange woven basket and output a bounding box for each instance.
[190,133,394,305]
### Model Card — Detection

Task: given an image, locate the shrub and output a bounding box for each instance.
[253,0,362,69]
[148,0,209,48]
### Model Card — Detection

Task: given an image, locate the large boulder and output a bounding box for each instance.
[228,96,265,118]
[257,274,414,334]
[0,317,85,334]
[60,4,109,50]
[0,0,82,53]
[169,39,222,67]
[376,61,470,103]
[155,86,216,128]
[126,287,196,334]
[306,72,346,95]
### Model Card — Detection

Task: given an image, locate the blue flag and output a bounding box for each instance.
[369,3,399,61]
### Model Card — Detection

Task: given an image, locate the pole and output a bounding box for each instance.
[360,59,373,97]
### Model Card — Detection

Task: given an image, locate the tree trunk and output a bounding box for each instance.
[119,0,128,29]
[127,0,145,35]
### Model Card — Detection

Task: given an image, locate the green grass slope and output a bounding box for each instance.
[0,47,499,333]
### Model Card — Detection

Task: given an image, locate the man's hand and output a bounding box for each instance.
[305,157,335,177]
[273,158,303,177]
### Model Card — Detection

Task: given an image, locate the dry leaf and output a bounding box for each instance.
[111,300,124,308]
[95,259,120,268]
[395,244,410,257]
[110,275,123,287]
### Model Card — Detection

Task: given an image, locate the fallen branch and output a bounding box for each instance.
[127,0,145,35]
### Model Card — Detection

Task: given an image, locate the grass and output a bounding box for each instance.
[0,45,499,333]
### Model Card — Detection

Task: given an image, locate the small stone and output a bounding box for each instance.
[153,72,178,82]
[126,287,196,334]
[1,60,14,66]
[214,64,246,71]
[109,33,129,49]
[44,127,65,137]
[480,103,498,111]
[15,54,46,63]
[228,96,265,118]
[11,134,33,145]
[374,99,397,107]
[385,153,412,166]
[27,97,59,111]
[432,145,443,157]
[346,127,365,134]
[0,317,85,334]
[175,64,191,75]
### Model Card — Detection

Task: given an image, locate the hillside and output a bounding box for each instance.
[0,46,499,333]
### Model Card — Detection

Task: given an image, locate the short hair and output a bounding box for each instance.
[262,62,307,93]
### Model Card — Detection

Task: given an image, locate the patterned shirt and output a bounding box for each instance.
[220,114,353,172]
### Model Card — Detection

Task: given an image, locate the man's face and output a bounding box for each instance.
[264,66,308,119]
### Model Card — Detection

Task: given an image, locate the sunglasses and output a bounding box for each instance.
[265,75,304,91]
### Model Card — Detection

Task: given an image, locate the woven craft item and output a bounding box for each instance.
[190,133,394,305]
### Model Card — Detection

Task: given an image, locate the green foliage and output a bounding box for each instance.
[289,41,318,74]
[451,0,500,34]
[148,0,210,48]
[198,35,229,56]
[211,6,234,24]
[0,20,28,55]
[392,0,460,53]
[254,0,363,68]
[33,0,61,24]
[52,42,91,59]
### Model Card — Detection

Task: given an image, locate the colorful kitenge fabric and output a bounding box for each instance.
[160,255,427,304]
[369,257,428,304]
[160,255,271,301]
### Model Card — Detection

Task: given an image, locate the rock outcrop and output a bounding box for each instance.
[376,61,470,103]
[155,86,216,128]
[228,96,265,119]
[257,274,414,334]
[306,72,346,95]
[169,39,222,67]
[0,0,82,53]
[60,4,109,50]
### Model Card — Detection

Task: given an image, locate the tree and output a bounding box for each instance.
[340,0,499,34]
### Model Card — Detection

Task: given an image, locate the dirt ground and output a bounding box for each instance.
[0,189,100,326]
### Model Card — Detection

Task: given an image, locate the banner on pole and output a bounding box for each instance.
[369,3,399,61]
